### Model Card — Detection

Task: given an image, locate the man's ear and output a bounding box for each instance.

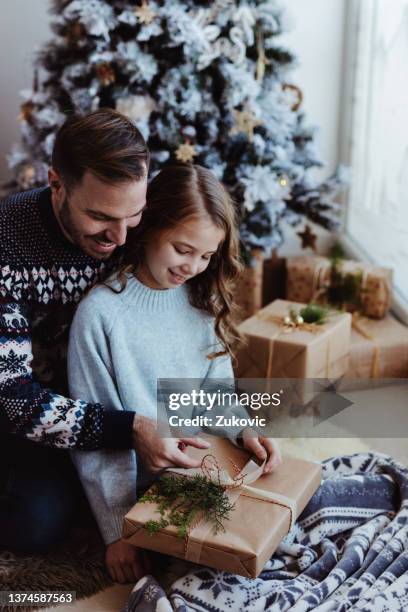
[48,167,63,195]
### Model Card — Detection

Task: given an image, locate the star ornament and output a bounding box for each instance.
[134,0,157,25]
[230,109,262,143]
[18,101,35,123]
[297,224,318,252]
[96,62,116,87]
[175,142,197,163]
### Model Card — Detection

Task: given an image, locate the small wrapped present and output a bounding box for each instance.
[235,299,351,381]
[234,249,264,321]
[286,255,393,319]
[345,313,408,379]
[123,436,321,578]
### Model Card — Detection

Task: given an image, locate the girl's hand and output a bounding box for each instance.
[105,539,152,583]
[241,428,282,474]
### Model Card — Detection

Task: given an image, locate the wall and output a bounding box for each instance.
[278,0,347,255]
[0,0,347,256]
[280,0,347,179]
[0,0,50,184]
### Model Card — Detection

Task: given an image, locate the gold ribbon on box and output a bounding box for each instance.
[351,313,381,378]
[168,455,296,564]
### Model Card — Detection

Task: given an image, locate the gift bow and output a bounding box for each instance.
[168,454,297,563]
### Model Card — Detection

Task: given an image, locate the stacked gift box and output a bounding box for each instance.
[234,252,408,381]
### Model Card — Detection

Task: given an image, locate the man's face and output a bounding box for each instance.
[50,170,148,259]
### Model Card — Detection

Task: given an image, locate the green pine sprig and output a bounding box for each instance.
[289,303,330,325]
[140,474,235,539]
[299,303,330,324]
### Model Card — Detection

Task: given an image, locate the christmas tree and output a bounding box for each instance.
[8,0,347,257]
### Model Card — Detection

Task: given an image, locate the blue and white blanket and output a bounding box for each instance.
[123,452,408,611]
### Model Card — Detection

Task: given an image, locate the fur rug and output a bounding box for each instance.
[0,527,111,612]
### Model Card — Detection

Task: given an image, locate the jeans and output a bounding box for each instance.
[0,435,95,554]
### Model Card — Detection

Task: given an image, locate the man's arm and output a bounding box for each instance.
[0,295,134,449]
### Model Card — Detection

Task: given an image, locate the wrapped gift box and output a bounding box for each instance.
[234,249,264,321]
[262,252,287,307]
[234,299,351,382]
[346,313,408,379]
[286,255,393,319]
[123,436,321,578]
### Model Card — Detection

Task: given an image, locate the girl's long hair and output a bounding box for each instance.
[116,164,244,359]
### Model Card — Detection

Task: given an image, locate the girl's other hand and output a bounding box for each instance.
[105,539,152,583]
[241,428,282,474]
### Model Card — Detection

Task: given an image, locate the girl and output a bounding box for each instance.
[68,164,281,584]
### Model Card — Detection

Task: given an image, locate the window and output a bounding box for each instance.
[342,0,408,319]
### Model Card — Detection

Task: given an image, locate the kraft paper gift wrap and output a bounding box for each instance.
[234,299,352,382]
[286,255,393,319]
[346,313,408,379]
[122,436,321,578]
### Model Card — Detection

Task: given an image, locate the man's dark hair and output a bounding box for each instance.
[52,108,150,191]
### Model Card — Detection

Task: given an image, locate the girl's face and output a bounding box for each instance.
[138,215,225,289]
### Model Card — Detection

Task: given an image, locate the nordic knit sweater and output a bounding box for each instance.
[0,187,135,449]
[68,275,241,544]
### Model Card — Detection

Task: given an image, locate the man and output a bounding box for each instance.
[0,109,210,581]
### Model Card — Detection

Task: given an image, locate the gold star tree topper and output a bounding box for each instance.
[134,1,157,25]
[175,142,197,163]
[230,109,262,142]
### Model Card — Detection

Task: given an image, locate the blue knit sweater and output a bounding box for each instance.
[68,275,240,543]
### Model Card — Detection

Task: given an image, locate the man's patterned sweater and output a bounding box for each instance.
[0,187,134,449]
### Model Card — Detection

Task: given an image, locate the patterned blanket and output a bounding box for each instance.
[122,452,408,611]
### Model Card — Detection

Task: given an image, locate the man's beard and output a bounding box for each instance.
[59,197,117,260]
[59,196,81,244]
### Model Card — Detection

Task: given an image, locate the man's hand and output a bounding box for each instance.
[132,415,211,473]
[241,428,282,474]
[105,539,151,584]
